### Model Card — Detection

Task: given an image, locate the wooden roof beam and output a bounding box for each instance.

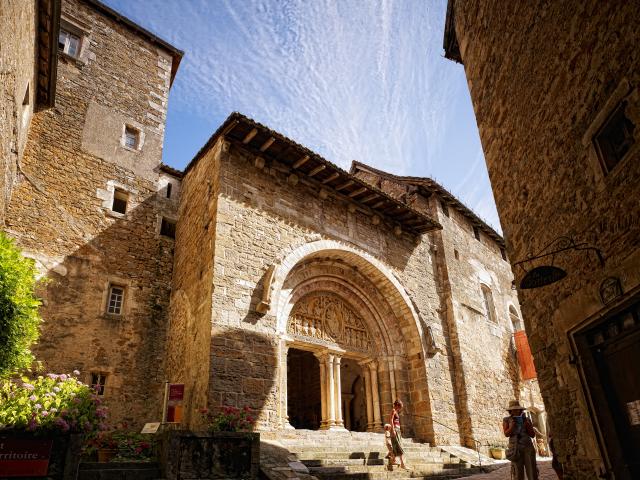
[242,128,258,144]
[308,165,326,177]
[293,155,310,169]
[335,180,354,191]
[259,137,275,152]
[371,200,386,209]
[322,172,340,184]
[348,187,367,198]
[360,193,378,203]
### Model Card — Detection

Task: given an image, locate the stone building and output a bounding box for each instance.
[167,112,545,449]
[2,0,183,423]
[2,0,545,455]
[444,0,640,478]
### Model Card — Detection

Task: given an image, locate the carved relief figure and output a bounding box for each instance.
[288,293,372,352]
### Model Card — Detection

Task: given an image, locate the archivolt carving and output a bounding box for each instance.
[288,293,372,352]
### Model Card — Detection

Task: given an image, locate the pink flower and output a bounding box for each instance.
[29,395,37,401]
[59,374,68,381]
[73,370,80,376]
[23,383,35,391]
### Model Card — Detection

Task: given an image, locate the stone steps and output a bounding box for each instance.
[260,430,487,480]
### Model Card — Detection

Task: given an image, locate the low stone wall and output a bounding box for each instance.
[159,430,260,480]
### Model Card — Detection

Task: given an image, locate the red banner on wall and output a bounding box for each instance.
[0,438,53,477]
[514,330,537,380]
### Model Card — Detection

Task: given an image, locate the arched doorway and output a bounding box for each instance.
[270,240,435,437]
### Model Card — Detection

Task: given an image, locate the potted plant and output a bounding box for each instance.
[488,443,507,459]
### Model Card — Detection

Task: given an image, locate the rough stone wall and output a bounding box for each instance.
[5,0,177,425]
[452,0,640,476]
[167,142,221,428]
[195,139,462,442]
[353,169,537,449]
[0,0,37,225]
[432,199,522,448]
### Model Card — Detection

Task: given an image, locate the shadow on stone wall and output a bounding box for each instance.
[30,190,175,427]
[209,327,278,429]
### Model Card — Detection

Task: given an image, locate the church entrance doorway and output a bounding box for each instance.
[287,348,321,430]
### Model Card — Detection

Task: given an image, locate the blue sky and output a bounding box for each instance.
[103,0,501,231]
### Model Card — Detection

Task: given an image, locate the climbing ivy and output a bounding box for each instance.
[0,232,42,377]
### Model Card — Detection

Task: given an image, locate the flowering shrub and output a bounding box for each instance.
[0,370,107,435]
[86,428,155,461]
[200,406,255,432]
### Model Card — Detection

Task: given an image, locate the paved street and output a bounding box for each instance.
[465,460,557,479]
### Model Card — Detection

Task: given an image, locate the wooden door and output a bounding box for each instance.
[576,300,640,480]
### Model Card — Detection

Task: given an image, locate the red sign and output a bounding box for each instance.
[0,438,53,477]
[168,383,184,401]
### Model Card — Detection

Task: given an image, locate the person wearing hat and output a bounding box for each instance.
[503,400,538,480]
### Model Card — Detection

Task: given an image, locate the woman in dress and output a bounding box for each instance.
[389,399,408,470]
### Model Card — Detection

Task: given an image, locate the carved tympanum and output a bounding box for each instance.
[288,293,372,352]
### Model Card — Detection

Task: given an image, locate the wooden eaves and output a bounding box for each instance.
[186,113,442,236]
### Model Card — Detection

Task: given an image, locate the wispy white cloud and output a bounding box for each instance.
[105,0,501,232]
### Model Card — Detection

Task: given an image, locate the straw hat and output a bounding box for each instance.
[506,400,526,411]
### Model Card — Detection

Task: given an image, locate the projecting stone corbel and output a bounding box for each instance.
[256,264,276,314]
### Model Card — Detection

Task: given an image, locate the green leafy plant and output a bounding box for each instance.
[0,370,107,434]
[0,232,43,377]
[200,406,255,432]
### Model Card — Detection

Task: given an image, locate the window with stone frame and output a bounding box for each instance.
[106,284,125,315]
[160,217,176,239]
[473,226,481,241]
[481,284,497,323]
[58,28,81,59]
[593,100,635,174]
[124,126,140,150]
[90,372,107,396]
[509,305,524,332]
[166,183,173,199]
[111,188,128,214]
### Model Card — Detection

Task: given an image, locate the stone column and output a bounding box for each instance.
[316,352,328,429]
[327,353,336,427]
[360,361,374,431]
[281,342,294,429]
[333,355,345,428]
[369,361,383,430]
[388,357,397,401]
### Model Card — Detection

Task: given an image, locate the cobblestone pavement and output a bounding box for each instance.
[465,460,557,479]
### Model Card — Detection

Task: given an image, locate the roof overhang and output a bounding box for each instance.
[35,0,61,110]
[186,113,442,236]
[443,0,462,64]
[350,161,504,247]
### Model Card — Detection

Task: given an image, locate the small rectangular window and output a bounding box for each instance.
[90,372,107,396]
[440,200,449,217]
[454,249,459,260]
[166,183,172,199]
[112,189,128,214]
[58,29,81,58]
[107,285,125,315]
[500,248,507,261]
[160,217,176,239]
[473,226,480,241]
[594,101,635,174]
[124,126,139,150]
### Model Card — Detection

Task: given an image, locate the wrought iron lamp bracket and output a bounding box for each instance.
[513,236,604,289]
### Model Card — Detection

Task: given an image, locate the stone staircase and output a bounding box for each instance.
[260,430,495,480]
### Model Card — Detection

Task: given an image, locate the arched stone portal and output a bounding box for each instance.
[271,240,434,436]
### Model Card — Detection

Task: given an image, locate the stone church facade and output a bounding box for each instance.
[3,0,545,450]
